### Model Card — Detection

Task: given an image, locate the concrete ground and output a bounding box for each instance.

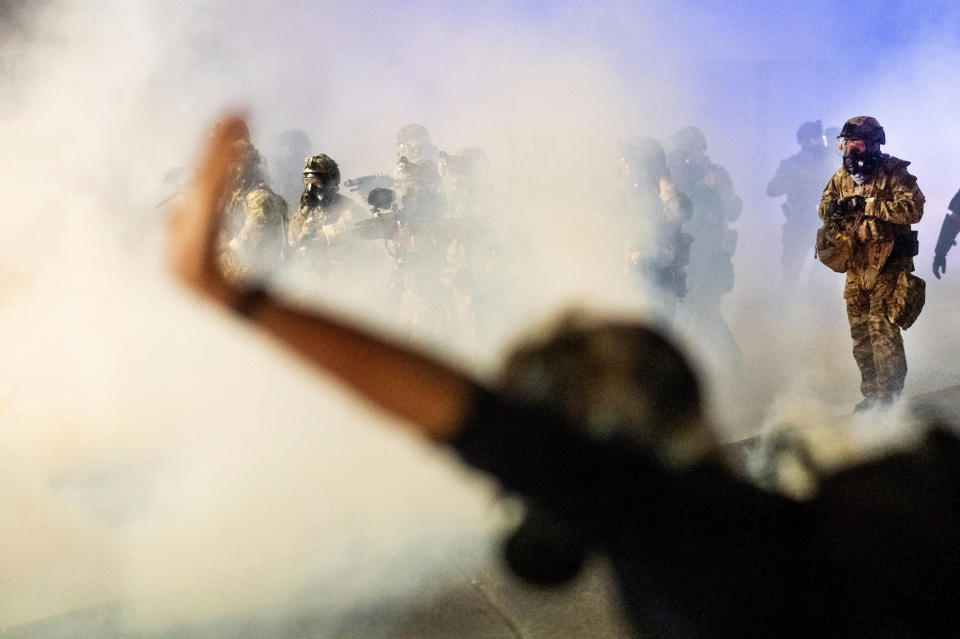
[7,387,959,639]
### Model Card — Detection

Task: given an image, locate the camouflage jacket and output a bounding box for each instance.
[288,192,358,250]
[818,155,924,291]
[222,185,287,280]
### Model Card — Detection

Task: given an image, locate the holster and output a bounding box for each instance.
[891,231,919,259]
[887,271,926,330]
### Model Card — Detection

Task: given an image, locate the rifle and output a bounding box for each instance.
[344,174,396,198]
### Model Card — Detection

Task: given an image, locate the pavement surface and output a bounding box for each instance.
[7,387,960,639]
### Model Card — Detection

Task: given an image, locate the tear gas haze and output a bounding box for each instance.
[2,0,960,634]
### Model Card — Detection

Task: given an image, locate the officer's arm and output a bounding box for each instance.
[766,161,788,198]
[818,174,841,221]
[710,166,742,222]
[168,117,475,442]
[864,172,924,224]
[319,206,354,244]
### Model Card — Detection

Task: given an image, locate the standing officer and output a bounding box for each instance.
[817,116,925,410]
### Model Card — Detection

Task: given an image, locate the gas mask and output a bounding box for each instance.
[301,172,331,206]
[841,139,880,184]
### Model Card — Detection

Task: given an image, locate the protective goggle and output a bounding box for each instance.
[839,139,868,154]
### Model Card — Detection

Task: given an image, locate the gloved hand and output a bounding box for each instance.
[838,195,866,214]
[823,198,842,222]
[300,189,319,208]
[934,254,947,279]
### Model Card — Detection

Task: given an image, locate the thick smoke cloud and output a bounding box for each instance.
[2,0,960,633]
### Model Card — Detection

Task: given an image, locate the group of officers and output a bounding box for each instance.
[213,113,960,411]
[218,121,503,342]
[216,119,745,355]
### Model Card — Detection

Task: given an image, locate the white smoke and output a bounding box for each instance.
[2,0,960,633]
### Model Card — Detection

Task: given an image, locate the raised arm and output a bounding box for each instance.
[167,117,474,440]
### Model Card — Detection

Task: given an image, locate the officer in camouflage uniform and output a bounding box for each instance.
[438,146,510,343]
[767,120,838,285]
[620,137,693,318]
[666,127,741,358]
[220,139,288,283]
[288,154,363,280]
[353,133,450,336]
[818,116,924,410]
[932,188,960,279]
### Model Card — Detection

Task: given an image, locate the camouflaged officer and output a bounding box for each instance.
[220,139,288,283]
[391,155,451,335]
[620,137,693,316]
[817,116,925,410]
[666,127,740,300]
[439,146,511,343]
[288,154,363,278]
[767,120,839,285]
[666,127,741,362]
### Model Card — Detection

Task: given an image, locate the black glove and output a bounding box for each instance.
[934,254,947,279]
[838,195,866,214]
[823,198,841,221]
[934,213,960,280]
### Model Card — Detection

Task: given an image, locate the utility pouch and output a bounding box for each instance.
[888,271,925,330]
[815,223,851,273]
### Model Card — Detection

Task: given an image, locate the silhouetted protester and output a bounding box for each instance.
[168,118,960,639]
[933,188,960,279]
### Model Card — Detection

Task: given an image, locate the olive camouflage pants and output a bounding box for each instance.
[845,272,907,401]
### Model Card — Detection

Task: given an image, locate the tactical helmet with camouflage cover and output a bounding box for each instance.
[302,154,341,185]
[500,311,716,467]
[396,123,439,164]
[838,116,885,145]
[231,139,265,187]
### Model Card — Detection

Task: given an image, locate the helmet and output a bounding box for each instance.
[232,140,264,187]
[838,116,885,145]
[367,187,395,210]
[302,154,340,185]
[796,120,824,146]
[396,123,438,164]
[622,137,667,169]
[500,312,713,461]
[668,126,707,155]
